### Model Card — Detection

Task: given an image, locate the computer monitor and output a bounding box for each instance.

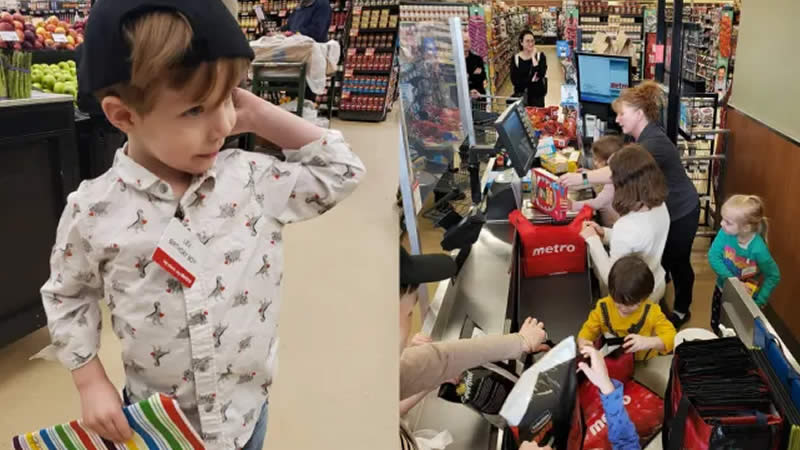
[576,53,632,104]
[495,101,537,178]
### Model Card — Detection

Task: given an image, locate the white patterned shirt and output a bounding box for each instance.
[39,130,365,449]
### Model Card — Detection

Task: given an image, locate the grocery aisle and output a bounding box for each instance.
[0,114,400,449]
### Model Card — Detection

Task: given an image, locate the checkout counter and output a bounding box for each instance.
[404,103,800,450]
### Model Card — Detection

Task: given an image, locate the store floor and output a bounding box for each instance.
[0,114,400,449]
[408,45,716,336]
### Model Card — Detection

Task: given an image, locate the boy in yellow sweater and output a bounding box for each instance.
[578,255,677,361]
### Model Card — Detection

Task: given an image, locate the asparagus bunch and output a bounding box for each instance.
[0,54,7,99]
[7,51,32,99]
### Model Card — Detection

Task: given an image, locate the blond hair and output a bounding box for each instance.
[722,194,769,242]
[96,10,250,114]
[612,80,664,123]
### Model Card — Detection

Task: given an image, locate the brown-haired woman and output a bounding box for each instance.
[580,144,670,303]
[561,81,699,329]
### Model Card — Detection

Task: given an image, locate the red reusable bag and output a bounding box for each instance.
[509,205,593,278]
[580,379,664,450]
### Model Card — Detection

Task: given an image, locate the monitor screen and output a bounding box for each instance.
[576,53,631,104]
[495,102,536,178]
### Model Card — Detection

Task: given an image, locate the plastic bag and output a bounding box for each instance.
[413,429,454,450]
[501,337,579,448]
[250,34,340,94]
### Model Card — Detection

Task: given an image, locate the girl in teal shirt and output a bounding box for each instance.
[709,195,780,333]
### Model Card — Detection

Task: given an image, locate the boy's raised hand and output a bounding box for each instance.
[229,87,260,136]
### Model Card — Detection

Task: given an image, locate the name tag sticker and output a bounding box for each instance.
[152,218,206,288]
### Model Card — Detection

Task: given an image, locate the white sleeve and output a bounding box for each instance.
[38,191,104,370]
[586,235,612,285]
[258,130,366,224]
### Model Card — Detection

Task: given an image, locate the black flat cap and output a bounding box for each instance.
[78,0,254,95]
[400,247,457,285]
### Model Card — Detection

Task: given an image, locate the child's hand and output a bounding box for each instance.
[580,221,603,240]
[78,377,132,443]
[409,333,433,347]
[520,441,552,450]
[519,317,548,353]
[577,337,594,349]
[622,334,660,353]
[229,87,263,136]
[577,346,615,395]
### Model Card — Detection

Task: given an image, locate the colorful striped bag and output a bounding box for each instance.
[12,393,205,450]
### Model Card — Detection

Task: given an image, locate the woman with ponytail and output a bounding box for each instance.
[560,81,700,329]
[709,195,780,333]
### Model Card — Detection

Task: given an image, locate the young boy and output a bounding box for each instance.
[578,255,676,361]
[38,2,365,449]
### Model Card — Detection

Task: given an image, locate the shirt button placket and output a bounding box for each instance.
[185,269,226,446]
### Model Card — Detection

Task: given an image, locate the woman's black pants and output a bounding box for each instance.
[662,203,700,315]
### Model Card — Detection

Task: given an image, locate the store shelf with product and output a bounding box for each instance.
[337,0,400,121]
[488,8,528,94]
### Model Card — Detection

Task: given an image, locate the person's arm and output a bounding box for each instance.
[400,389,432,416]
[509,57,523,93]
[600,379,641,450]
[578,303,605,345]
[558,166,612,188]
[586,235,613,285]
[400,334,528,400]
[753,244,781,306]
[650,305,677,354]
[535,52,547,80]
[39,192,131,442]
[708,232,736,279]
[580,184,614,215]
[232,87,325,148]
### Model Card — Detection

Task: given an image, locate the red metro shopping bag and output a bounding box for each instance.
[509,205,593,278]
[579,379,664,450]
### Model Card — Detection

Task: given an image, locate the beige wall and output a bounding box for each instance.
[729,0,800,141]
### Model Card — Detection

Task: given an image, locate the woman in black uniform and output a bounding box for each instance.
[509,30,547,107]
[559,81,700,330]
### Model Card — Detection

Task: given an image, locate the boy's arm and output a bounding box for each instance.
[39,192,104,371]
[258,129,366,224]
[708,232,736,279]
[578,304,604,344]
[232,88,325,149]
[754,245,781,306]
[650,305,677,354]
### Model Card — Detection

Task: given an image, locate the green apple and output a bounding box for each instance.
[32,83,42,90]
[54,82,66,94]
[63,85,76,97]
[42,74,56,89]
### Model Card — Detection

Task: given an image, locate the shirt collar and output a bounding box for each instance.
[113,144,218,199]
[637,122,660,142]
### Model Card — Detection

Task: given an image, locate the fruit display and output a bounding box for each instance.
[0,12,84,51]
[31,60,77,99]
[1,51,33,99]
